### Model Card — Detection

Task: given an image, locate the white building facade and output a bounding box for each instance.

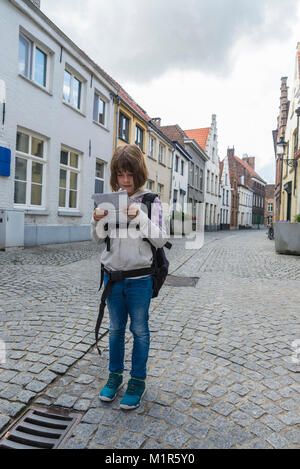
[0,0,117,247]
[219,155,231,229]
[184,115,220,231]
[238,183,253,228]
[170,142,191,214]
[203,115,221,231]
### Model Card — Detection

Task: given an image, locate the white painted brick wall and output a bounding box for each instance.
[0,0,117,232]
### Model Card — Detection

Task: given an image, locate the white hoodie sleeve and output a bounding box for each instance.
[91,216,107,245]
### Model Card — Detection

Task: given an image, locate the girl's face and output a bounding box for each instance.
[117,169,135,196]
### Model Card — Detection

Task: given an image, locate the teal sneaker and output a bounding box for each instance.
[120,378,146,410]
[99,372,123,402]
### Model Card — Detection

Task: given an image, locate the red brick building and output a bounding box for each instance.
[264,184,275,226]
[227,148,266,228]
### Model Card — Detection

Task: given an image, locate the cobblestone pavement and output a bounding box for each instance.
[1,229,300,449]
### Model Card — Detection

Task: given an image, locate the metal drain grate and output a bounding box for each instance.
[164,275,200,287]
[0,406,82,449]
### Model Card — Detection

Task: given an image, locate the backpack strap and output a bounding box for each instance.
[141,192,172,250]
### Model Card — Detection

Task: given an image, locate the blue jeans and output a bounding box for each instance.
[103,273,153,380]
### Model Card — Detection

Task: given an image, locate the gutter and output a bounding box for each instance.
[184,138,209,162]
[115,96,120,150]
[10,0,119,94]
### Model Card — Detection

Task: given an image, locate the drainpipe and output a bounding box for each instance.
[115,96,120,150]
[169,146,175,202]
[169,147,175,221]
[294,107,300,196]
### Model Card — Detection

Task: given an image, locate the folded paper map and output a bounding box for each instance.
[91,190,129,225]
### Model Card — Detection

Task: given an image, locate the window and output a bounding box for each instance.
[199,169,203,190]
[59,148,80,209]
[215,175,218,195]
[175,155,179,172]
[19,33,48,88]
[149,137,155,159]
[226,190,229,206]
[63,69,82,110]
[206,170,210,192]
[173,189,178,203]
[135,125,144,151]
[195,166,199,189]
[95,160,105,194]
[14,130,46,207]
[158,143,165,164]
[211,173,214,194]
[181,160,184,176]
[157,183,164,199]
[190,162,194,187]
[119,113,129,142]
[146,180,154,191]
[93,94,106,126]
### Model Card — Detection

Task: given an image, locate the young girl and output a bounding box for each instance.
[91,144,168,410]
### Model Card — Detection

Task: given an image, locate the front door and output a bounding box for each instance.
[287,192,292,221]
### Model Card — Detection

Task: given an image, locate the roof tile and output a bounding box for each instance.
[184,128,210,151]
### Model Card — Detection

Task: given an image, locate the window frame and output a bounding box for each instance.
[181,160,184,176]
[157,183,164,199]
[146,180,154,191]
[14,129,47,209]
[63,67,84,112]
[190,162,195,187]
[199,169,203,191]
[58,147,81,211]
[206,169,210,192]
[18,32,49,90]
[93,92,107,127]
[135,125,144,151]
[118,112,130,142]
[195,165,199,189]
[158,143,165,164]
[149,136,155,159]
[94,159,105,194]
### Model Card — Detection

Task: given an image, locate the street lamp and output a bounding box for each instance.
[278,136,297,168]
[277,136,287,158]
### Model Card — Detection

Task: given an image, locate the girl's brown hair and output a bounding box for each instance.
[110,144,149,192]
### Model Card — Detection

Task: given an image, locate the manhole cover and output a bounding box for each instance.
[165,275,199,287]
[0,406,82,449]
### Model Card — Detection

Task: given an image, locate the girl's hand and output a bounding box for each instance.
[125,205,139,220]
[93,208,108,221]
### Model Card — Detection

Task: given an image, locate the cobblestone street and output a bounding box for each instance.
[1,229,300,449]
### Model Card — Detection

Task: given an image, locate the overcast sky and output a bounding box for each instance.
[42,0,300,183]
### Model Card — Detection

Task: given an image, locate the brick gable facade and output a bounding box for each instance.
[264,184,275,226]
[228,148,266,228]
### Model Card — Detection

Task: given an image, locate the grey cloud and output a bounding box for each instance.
[42,0,298,83]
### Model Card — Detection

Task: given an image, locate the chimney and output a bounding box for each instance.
[277,76,289,141]
[243,155,255,170]
[227,147,235,158]
[151,117,161,127]
[30,0,41,8]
